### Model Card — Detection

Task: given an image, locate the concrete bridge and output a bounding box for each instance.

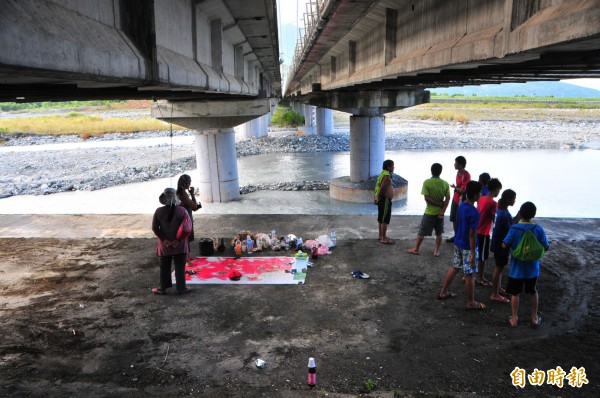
[284,0,600,201]
[2,0,600,203]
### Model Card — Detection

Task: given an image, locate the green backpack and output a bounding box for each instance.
[512,225,545,261]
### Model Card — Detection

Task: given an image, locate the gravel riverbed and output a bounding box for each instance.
[1,118,598,198]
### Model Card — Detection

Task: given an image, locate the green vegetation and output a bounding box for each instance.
[0,100,129,112]
[364,378,376,393]
[2,96,600,137]
[270,106,304,127]
[414,109,469,124]
[0,113,181,136]
[429,93,600,109]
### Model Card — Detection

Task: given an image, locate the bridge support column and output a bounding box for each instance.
[151,98,275,203]
[306,89,428,202]
[235,117,261,139]
[349,115,385,182]
[194,129,240,203]
[330,112,406,203]
[299,104,316,135]
[316,107,333,136]
[259,113,270,137]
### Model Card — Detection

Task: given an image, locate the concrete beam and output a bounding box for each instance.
[305,89,430,116]
[151,98,276,129]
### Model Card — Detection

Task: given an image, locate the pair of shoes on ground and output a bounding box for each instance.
[151,287,192,295]
[477,279,493,287]
[351,270,370,279]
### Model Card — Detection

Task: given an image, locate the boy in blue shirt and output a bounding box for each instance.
[438,180,486,310]
[503,202,549,328]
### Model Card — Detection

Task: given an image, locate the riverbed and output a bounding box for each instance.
[0,147,597,218]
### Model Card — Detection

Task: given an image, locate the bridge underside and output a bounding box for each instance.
[0,0,281,103]
[286,0,600,98]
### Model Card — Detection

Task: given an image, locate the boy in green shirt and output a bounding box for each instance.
[407,163,451,256]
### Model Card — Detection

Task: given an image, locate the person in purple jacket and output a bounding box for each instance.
[151,188,191,295]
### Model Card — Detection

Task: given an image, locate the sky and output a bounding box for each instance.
[276,1,600,92]
[561,78,600,90]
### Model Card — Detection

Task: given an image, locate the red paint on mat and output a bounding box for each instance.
[185,257,294,281]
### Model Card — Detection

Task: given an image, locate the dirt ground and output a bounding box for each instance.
[0,215,599,397]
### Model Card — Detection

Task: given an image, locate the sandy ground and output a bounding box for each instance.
[0,215,598,397]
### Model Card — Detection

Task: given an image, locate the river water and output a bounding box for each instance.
[0,145,597,218]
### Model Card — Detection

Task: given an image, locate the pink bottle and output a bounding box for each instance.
[307,357,316,387]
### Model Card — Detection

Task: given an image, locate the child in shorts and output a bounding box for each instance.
[438,180,486,310]
[489,189,518,303]
[476,178,502,287]
[503,201,549,328]
[374,159,395,244]
[407,163,451,257]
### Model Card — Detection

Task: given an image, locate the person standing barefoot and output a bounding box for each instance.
[374,160,395,244]
[176,174,201,262]
[407,163,450,257]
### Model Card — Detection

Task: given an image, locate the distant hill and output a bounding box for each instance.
[428,81,600,98]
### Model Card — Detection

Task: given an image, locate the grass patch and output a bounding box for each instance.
[364,378,376,393]
[0,99,155,113]
[430,94,600,110]
[270,106,305,127]
[414,110,469,124]
[0,114,182,135]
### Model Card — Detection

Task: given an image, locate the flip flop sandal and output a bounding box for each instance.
[151,288,166,295]
[177,287,192,295]
[437,292,456,300]
[531,314,542,329]
[466,302,486,310]
[351,270,370,279]
[490,295,510,303]
[477,280,493,287]
[380,239,395,245]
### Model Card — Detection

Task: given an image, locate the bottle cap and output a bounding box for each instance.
[308,357,316,367]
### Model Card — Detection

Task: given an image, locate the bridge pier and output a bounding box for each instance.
[349,114,385,182]
[151,99,275,203]
[299,104,316,136]
[234,117,261,139]
[194,129,240,203]
[259,113,270,137]
[316,107,333,136]
[305,89,429,202]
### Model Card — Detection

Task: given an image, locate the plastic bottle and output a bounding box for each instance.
[271,229,276,239]
[330,229,337,247]
[234,239,242,256]
[297,236,303,249]
[307,357,316,387]
[246,235,253,254]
